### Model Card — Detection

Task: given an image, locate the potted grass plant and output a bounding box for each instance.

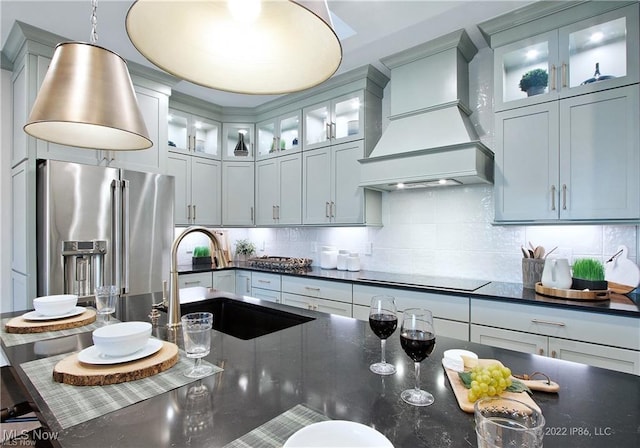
[571,258,607,291]
[192,246,212,266]
[519,68,548,97]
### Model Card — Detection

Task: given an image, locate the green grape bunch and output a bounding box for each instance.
[463,363,512,402]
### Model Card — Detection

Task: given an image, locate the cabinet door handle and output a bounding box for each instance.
[325,123,331,141]
[531,318,566,327]
[272,205,276,220]
[331,122,336,139]
[561,63,567,88]
[550,185,556,211]
[187,204,192,220]
[193,204,197,220]
[562,184,567,210]
[250,206,254,222]
[246,278,250,291]
[538,348,545,356]
[325,202,330,218]
[276,205,280,220]
[550,65,556,91]
[330,201,335,218]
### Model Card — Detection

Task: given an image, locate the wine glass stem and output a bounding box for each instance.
[194,357,202,371]
[414,362,421,391]
[380,338,387,364]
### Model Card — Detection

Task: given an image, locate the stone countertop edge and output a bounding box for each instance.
[176,264,640,318]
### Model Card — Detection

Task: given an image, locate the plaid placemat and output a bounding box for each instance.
[223,404,329,448]
[20,346,223,430]
[1,312,115,347]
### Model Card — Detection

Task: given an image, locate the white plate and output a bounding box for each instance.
[77,338,163,365]
[283,421,393,448]
[22,306,86,321]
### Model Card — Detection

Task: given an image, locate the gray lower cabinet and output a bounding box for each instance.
[235,270,252,296]
[470,298,640,375]
[251,272,282,303]
[178,272,213,289]
[352,285,470,341]
[280,276,352,317]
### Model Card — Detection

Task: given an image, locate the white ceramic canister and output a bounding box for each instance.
[337,250,350,270]
[320,246,338,269]
[347,253,360,272]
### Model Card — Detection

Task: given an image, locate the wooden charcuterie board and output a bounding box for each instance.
[53,341,179,386]
[443,363,541,414]
[4,309,97,333]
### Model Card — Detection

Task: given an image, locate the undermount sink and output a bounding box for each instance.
[179,297,315,340]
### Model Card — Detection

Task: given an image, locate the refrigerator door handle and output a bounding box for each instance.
[111,179,122,292]
[122,180,130,294]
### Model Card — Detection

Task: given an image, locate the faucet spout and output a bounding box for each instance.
[167,226,228,328]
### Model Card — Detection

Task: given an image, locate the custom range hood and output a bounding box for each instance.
[360,29,494,192]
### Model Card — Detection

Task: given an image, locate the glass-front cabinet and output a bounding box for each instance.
[222,123,254,160]
[303,91,364,151]
[493,4,638,111]
[256,111,301,159]
[167,109,221,159]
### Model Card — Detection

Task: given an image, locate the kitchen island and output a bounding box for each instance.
[2,291,639,448]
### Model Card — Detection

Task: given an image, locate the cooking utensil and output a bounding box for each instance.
[544,246,558,258]
[521,246,530,258]
[533,246,544,259]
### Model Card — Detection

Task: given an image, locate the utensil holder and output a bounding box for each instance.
[522,258,545,289]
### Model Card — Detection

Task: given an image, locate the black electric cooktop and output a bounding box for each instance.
[358,272,490,292]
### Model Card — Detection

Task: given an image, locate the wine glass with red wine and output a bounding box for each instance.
[400,308,436,406]
[369,295,398,375]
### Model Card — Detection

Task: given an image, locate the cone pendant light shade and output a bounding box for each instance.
[126,0,342,94]
[24,42,152,150]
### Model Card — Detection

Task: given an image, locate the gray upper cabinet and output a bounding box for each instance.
[255,153,302,226]
[484,2,639,112]
[485,2,640,223]
[495,83,639,223]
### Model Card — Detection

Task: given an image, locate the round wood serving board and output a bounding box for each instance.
[534,282,609,301]
[53,341,179,386]
[4,309,97,334]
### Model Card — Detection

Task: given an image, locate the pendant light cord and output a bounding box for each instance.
[90,0,98,44]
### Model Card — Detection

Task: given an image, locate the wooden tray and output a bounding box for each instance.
[53,341,179,386]
[534,282,609,301]
[4,309,97,334]
[443,364,541,414]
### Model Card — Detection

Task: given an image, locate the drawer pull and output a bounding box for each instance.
[531,319,565,327]
[304,286,320,291]
[184,280,201,285]
[551,350,557,358]
[258,279,271,284]
[538,348,545,356]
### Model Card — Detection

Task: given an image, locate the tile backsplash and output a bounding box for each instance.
[176,185,639,284]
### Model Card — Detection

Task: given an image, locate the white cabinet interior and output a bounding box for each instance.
[168,107,221,159]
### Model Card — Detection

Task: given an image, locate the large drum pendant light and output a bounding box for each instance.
[126,0,342,95]
[24,1,152,150]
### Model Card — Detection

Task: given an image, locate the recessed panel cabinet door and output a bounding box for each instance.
[222,162,254,225]
[559,85,639,220]
[333,141,364,224]
[167,153,190,225]
[494,103,560,221]
[255,159,278,225]
[278,154,302,225]
[302,148,332,224]
[191,157,221,226]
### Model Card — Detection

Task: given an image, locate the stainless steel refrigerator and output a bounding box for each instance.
[37,159,174,300]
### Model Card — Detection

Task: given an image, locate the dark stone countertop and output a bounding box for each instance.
[177,264,640,318]
[2,292,639,448]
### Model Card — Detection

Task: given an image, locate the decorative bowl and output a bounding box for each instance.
[33,294,78,316]
[92,321,152,357]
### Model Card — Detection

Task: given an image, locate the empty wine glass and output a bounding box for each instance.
[400,308,436,406]
[369,295,398,375]
[181,312,214,378]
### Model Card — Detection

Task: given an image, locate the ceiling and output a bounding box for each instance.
[0,0,535,108]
